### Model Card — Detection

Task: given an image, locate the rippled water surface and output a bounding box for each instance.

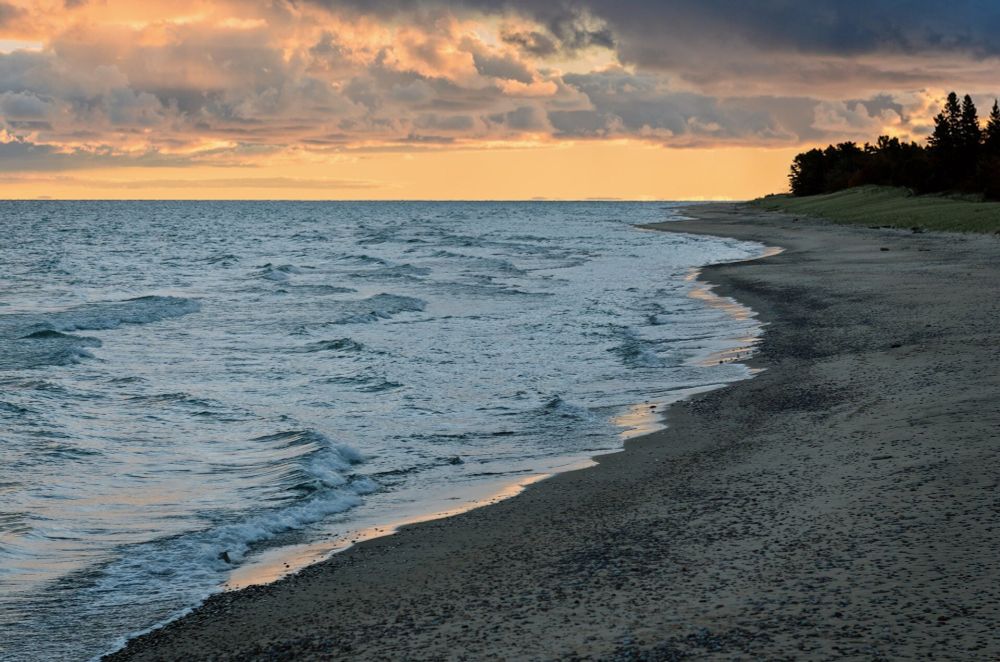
[0,201,763,660]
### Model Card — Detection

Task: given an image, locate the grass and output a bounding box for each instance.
[751,185,1000,233]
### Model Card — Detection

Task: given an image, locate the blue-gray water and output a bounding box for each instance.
[0,201,763,660]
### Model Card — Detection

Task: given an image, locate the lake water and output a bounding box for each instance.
[0,201,764,660]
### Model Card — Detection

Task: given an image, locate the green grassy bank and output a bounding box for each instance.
[752,186,1000,233]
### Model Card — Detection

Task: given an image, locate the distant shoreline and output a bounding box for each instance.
[108,203,1000,660]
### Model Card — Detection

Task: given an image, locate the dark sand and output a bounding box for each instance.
[108,204,1000,660]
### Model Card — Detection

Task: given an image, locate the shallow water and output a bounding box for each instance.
[0,201,763,660]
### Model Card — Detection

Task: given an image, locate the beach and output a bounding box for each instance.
[108,203,1000,660]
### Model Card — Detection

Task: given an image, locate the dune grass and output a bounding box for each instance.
[752,186,1000,233]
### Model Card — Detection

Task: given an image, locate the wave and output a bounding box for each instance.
[319,371,402,393]
[243,430,370,495]
[296,338,366,353]
[349,263,432,281]
[41,443,102,460]
[425,277,550,299]
[329,293,426,324]
[16,329,102,352]
[256,264,304,282]
[288,284,356,296]
[20,329,93,341]
[429,250,529,277]
[357,380,403,393]
[356,229,396,245]
[0,400,34,416]
[335,254,390,266]
[401,431,472,444]
[538,395,598,421]
[203,253,239,265]
[59,434,376,652]
[0,296,199,370]
[125,392,221,410]
[45,296,201,333]
[0,338,97,371]
[111,431,378,569]
[609,328,665,368]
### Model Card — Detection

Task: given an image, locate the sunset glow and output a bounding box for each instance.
[1,0,997,199]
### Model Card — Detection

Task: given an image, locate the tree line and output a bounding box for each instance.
[789,92,1000,199]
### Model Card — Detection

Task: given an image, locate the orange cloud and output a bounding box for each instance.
[0,0,996,198]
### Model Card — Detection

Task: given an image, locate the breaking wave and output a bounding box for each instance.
[0,296,199,370]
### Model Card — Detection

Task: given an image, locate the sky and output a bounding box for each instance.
[1,0,999,200]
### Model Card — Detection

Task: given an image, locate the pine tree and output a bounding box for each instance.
[984,99,1000,155]
[959,94,982,160]
[928,92,963,189]
[980,100,1000,199]
[947,92,963,132]
[929,92,960,152]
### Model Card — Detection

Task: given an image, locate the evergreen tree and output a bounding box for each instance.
[947,92,963,134]
[984,99,1000,155]
[959,94,982,161]
[929,92,961,153]
[928,92,963,189]
[785,90,1000,199]
[979,100,1000,198]
[789,148,827,196]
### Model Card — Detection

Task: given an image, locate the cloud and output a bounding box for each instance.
[500,29,557,57]
[97,176,382,189]
[305,0,1000,93]
[0,0,992,173]
[0,135,198,171]
[551,69,824,146]
[340,0,1000,59]
[0,90,52,118]
[499,105,546,131]
[470,49,534,84]
[0,2,24,26]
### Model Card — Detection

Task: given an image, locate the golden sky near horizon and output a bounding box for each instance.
[0,0,996,199]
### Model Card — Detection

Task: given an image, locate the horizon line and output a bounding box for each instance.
[1,197,750,203]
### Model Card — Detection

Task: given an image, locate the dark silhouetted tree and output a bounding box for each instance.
[789,148,827,196]
[823,142,866,191]
[960,95,982,144]
[984,100,1000,155]
[958,94,982,187]
[859,136,930,189]
[928,92,962,189]
[929,92,961,151]
[786,91,1000,200]
[979,100,1000,198]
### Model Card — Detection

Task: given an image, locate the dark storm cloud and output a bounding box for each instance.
[313,0,1000,58]
[548,69,825,145]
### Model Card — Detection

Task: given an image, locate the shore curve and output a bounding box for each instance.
[107,203,1000,661]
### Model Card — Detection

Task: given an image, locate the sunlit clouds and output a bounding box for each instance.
[1,0,998,198]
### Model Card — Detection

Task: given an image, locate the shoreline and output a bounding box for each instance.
[97,219,768,659]
[109,203,1000,660]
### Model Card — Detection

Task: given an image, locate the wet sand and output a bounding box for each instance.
[108,204,1000,660]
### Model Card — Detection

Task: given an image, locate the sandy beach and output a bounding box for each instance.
[107,204,1000,660]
